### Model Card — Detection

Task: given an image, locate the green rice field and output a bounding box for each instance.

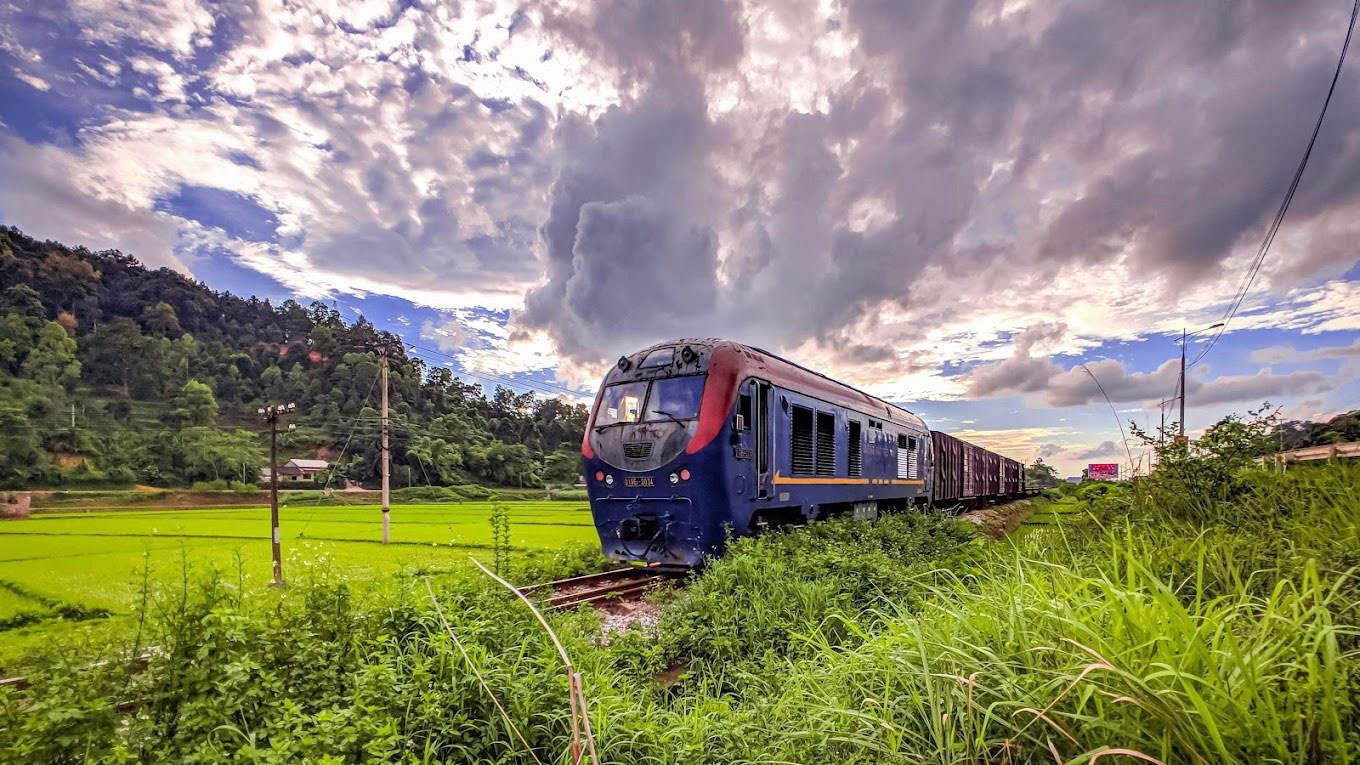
[0,502,597,666]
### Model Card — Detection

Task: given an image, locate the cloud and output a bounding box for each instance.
[2,0,1360,408]
[967,323,1067,398]
[1074,441,1118,461]
[1192,369,1333,407]
[1249,338,1360,365]
[0,135,190,273]
[515,0,1360,384]
[967,350,1339,411]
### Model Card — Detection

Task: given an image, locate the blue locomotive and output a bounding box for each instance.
[581,339,1027,566]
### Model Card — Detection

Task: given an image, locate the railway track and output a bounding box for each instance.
[523,566,685,611]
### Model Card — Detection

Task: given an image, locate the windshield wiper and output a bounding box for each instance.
[650,409,691,427]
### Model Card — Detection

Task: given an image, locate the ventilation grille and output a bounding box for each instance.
[898,434,920,479]
[622,441,653,460]
[815,411,836,476]
[848,421,862,477]
[791,406,814,474]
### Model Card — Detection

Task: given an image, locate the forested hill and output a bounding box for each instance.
[0,226,587,490]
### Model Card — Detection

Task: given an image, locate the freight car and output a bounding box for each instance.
[582,339,1029,566]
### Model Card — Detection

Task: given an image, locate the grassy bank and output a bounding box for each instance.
[2,465,1357,762]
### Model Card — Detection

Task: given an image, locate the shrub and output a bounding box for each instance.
[550,488,589,501]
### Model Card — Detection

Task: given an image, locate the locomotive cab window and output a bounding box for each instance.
[597,381,647,426]
[643,375,705,422]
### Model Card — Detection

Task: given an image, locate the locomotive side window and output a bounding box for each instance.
[791,406,814,474]
[848,420,862,477]
[815,411,836,476]
[736,392,752,431]
[597,381,647,426]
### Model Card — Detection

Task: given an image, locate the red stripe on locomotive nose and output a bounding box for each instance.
[687,343,742,454]
[581,383,605,459]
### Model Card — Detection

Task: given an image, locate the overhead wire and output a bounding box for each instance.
[1079,363,1138,476]
[1189,0,1358,370]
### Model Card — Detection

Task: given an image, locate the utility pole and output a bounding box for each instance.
[1179,328,1187,439]
[381,349,390,545]
[1175,322,1225,442]
[260,402,296,588]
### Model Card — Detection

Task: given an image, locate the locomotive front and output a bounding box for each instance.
[581,341,734,566]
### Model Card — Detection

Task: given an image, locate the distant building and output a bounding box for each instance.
[260,459,329,484]
[1065,477,1082,484]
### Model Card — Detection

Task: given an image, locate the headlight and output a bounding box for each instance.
[668,472,679,485]
[604,474,614,486]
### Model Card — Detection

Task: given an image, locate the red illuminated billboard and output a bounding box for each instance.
[1087,463,1119,481]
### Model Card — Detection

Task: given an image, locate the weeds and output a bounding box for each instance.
[1,464,1356,763]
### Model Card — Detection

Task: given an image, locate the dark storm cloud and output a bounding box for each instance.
[521,0,1360,367]
[521,73,726,355]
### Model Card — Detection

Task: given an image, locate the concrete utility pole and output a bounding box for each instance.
[1176,322,1224,440]
[381,349,390,545]
[260,402,296,588]
[1179,328,1187,439]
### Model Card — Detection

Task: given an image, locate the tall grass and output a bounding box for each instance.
[1,465,1356,763]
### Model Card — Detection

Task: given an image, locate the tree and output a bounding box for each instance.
[1131,402,1280,522]
[140,301,182,337]
[179,428,265,483]
[1024,458,1059,489]
[0,285,45,371]
[21,321,80,389]
[82,318,146,397]
[34,251,99,314]
[174,380,219,427]
[0,404,44,487]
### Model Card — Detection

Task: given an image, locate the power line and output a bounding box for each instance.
[1079,363,1138,476]
[1190,0,1359,370]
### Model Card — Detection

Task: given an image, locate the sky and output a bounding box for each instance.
[1,0,1358,478]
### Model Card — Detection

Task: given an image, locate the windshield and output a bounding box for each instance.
[597,381,646,426]
[644,376,705,421]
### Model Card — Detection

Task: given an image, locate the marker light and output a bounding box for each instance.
[668,472,679,485]
[595,471,604,481]
[680,469,690,481]
[605,474,614,486]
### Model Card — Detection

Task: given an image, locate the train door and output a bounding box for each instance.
[755,380,772,498]
[735,379,773,500]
